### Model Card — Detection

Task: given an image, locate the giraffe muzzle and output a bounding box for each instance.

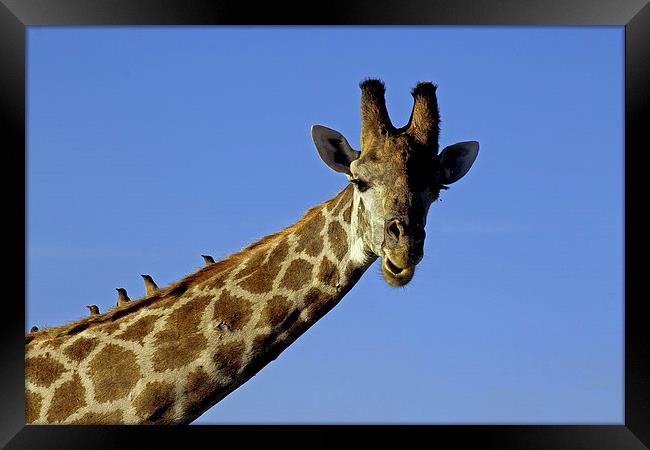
[381,217,425,286]
[381,254,416,287]
[380,244,423,287]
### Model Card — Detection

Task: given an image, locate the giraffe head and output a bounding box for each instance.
[312,79,479,287]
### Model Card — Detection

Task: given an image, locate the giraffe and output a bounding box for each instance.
[25,79,479,424]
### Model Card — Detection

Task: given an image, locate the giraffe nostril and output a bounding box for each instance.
[387,220,402,241]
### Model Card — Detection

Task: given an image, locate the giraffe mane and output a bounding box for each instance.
[25,188,349,344]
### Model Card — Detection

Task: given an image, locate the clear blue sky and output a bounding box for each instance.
[27,26,623,423]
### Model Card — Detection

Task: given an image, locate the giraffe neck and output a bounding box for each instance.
[26,184,377,424]
[178,184,376,423]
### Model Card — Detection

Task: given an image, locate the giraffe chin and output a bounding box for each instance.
[381,257,415,287]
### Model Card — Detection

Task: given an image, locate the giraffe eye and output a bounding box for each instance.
[350,178,369,192]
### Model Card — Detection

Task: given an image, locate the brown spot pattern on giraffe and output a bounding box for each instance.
[26,355,66,388]
[345,262,365,285]
[70,410,124,424]
[248,302,303,374]
[342,202,352,224]
[317,257,339,287]
[294,210,325,257]
[304,287,341,325]
[63,337,100,363]
[151,294,212,372]
[42,337,65,350]
[250,334,274,360]
[279,259,313,291]
[328,221,348,261]
[182,367,217,419]
[264,237,290,267]
[255,295,292,329]
[238,239,288,293]
[152,329,208,373]
[330,185,353,215]
[203,267,234,290]
[133,380,177,423]
[248,333,294,375]
[46,373,86,422]
[147,294,177,311]
[302,287,328,312]
[89,344,140,403]
[98,320,123,335]
[116,314,160,345]
[213,339,245,380]
[171,295,213,332]
[213,290,253,332]
[234,246,270,280]
[25,389,42,423]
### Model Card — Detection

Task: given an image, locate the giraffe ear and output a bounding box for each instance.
[435,141,479,184]
[311,125,360,175]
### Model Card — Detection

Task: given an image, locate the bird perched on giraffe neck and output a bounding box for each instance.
[201,254,215,265]
[116,288,130,307]
[85,305,100,316]
[30,326,39,333]
[140,274,159,296]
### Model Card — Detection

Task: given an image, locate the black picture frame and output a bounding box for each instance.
[1,1,648,448]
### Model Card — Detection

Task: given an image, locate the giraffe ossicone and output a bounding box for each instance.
[25,79,479,424]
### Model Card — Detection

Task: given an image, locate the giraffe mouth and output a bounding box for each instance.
[381,256,415,287]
